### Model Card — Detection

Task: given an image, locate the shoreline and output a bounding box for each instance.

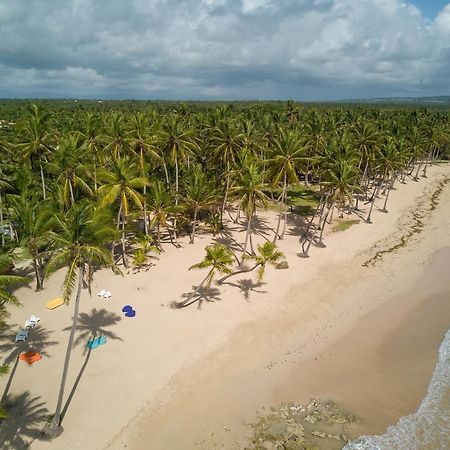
[1,164,449,450]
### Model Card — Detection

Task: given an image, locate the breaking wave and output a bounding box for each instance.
[344,329,450,450]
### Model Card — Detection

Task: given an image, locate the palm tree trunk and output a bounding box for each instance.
[218,263,259,284]
[317,201,335,247]
[273,172,287,243]
[241,211,253,265]
[178,270,211,308]
[0,193,4,247]
[143,185,148,235]
[190,206,198,244]
[173,156,179,242]
[40,163,46,200]
[50,266,83,430]
[422,150,432,177]
[221,164,230,223]
[68,179,75,205]
[121,210,128,268]
[32,256,42,290]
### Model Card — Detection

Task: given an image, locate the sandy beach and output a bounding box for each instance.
[1,163,449,450]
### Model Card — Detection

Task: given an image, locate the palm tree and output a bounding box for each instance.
[80,112,104,192]
[9,194,53,290]
[47,133,93,208]
[128,112,163,235]
[98,157,148,268]
[176,244,234,307]
[103,112,128,159]
[211,119,243,219]
[159,115,198,239]
[230,159,269,263]
[44,200,117,433]
[265,130,305,242]
[182,165,218,244]
[17,104,52,200]
[147,180,177,249]
[218,241,285,284]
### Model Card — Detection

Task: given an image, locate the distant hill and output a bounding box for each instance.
[338,95,450,105]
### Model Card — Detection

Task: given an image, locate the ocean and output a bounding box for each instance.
[344,329,450,450]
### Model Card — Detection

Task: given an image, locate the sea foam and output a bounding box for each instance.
[344,329,450,450]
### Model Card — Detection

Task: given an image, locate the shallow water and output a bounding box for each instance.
[345,329,450,450]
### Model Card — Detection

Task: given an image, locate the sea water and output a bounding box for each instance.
[344,329,450,450]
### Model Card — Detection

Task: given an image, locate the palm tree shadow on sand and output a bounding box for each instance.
[0,325,58,403]
[0,391,54,449]
[59,308,122,423]
[171,286,222,310]
[221,278,267,302]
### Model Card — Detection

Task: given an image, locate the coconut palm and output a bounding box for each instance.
[44,200,117,432]
[176,244,234,307]
[159,115,198,239]
[9,194,53,290]
[147,180,177,249]
[230,158,269,263]
[47,133,93,208]
[98,157,148,268]
[265,130,305,242]
[182,165,218,244]
[128,112,163,234]
[211,119,243,218]
[218,241,285,284]
[17,104,52,200]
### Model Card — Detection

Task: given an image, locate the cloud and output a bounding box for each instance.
[0,0,449,100]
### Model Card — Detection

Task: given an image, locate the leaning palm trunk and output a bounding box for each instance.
[218,263,259,284]
[40,163,46,200]
[422,150,432,177]
[177,270,211,308]
[50,266,83,430]
[241,210,253,265]
[143,185,148,235]
[317,201,335,246]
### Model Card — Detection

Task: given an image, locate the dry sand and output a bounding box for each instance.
[0,164,449,450]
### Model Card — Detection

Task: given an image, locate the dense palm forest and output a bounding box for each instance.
[0,100,449,430]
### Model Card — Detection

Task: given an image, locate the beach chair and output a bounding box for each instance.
[25,315,41,328]
[24,319,36,328]
[15,330,28,343]
[97,289,106,297]
[103,290,112,299]
[46,297,64,310]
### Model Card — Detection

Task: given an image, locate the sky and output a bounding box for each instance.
[0,0,449,101]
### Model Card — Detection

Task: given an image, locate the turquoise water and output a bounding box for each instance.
[345,329,450,450]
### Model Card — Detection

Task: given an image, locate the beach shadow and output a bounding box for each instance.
[0,391,53,449]
[222,278,267,302]
[0,325,58,403]
[171,286,222,310]
[59,308,122,423]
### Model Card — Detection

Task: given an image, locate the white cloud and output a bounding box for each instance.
[0,0,449,99]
